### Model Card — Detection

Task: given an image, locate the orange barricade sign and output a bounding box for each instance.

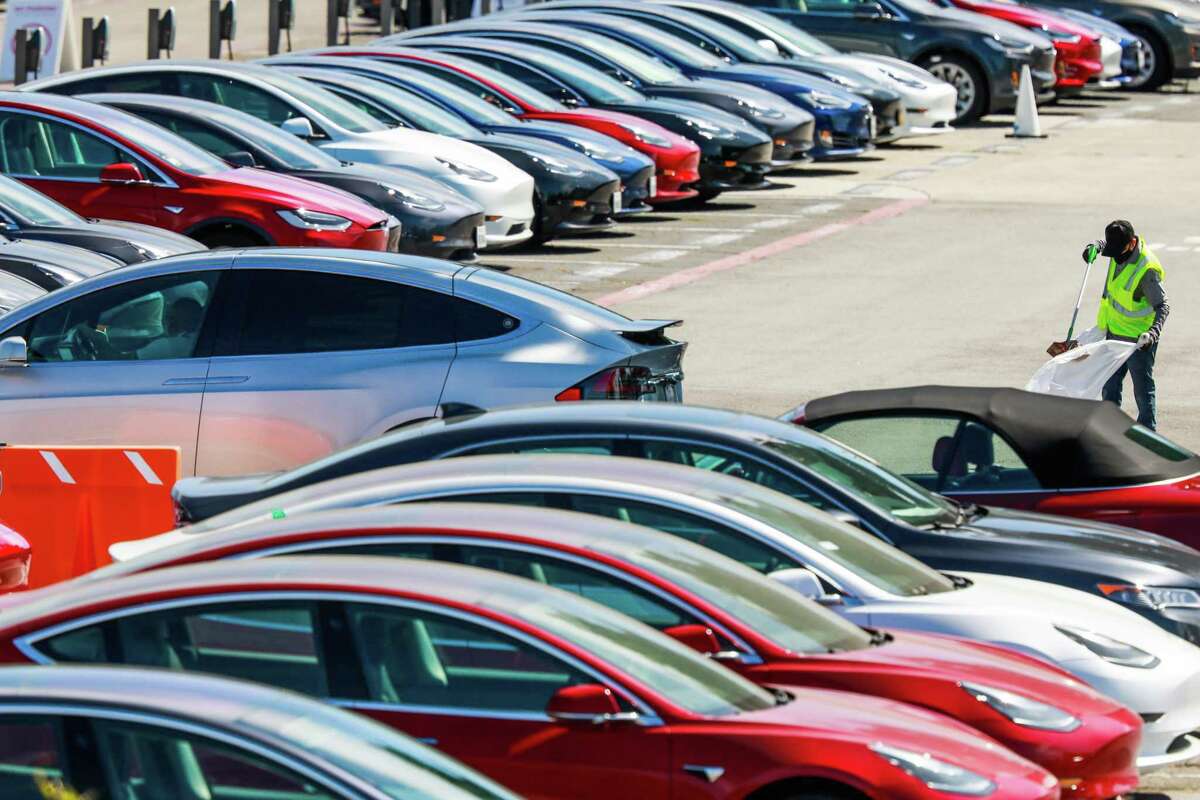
[0,446,180,589]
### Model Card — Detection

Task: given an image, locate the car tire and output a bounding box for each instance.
[530,190,553,246]
[1125,26,1169,91]
[920,53,987,124]
[694,188,722,203]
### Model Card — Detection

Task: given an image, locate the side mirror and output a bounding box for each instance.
[99,162,147,184]
[853,2,890,19]
[663,624,720,655]
[546,684,639,725]
[828,510,864,529]
[756,38,781,55]
[224,150,258,168]
[0,525,31,592]
[770,567,843,606]
[0,336,28,366]
[280,116,316,139]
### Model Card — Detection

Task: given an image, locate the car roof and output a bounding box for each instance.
[804,386,1200,489]
[0,90,155,132]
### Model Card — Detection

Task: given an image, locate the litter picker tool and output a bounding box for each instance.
[1047,244,1098,357]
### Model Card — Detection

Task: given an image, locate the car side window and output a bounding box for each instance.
[638,439,832,509]
[455,55,580,105]
[137,112,249,162]
[459,438,620,457]
[25,271,221,363]
[232,269,457,355]
[453,297,519,341]
[344,602,591,712]
[0,716,71,800]
[39,601,332,698]
[0,112,152,181]
[805,0,854,12]
[421,67,523,115]
[532,42,636,84]
[52,72,175,95]
[632,17,733,59]
[177,74,301,128]
[93,719,337,799]
[566,494,801,574]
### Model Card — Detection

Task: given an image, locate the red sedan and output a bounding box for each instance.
[82,502,1140,798]
[0,93,395,250]
[2,556,1062,800]
[789,385,1200,547]
[934,0,1104,90]
[309,47,702,203]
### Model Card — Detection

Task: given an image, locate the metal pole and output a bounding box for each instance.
[380,0,394,36]
[268,0,281,55]
[13,29,27,86]
[208,0,222,58]
[81,17,95,68]
[326,0,339,46]
[147,8,161,59]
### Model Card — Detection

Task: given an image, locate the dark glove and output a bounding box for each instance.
[1047,340,1078,357]
[1081,240,1104,264]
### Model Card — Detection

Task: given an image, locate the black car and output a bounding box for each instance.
[0,175,203,265]
[174,402,1200,644]
[0,235,121,291]
[276,68,622,243]
[83,94,488,261]
[387,39,777,199]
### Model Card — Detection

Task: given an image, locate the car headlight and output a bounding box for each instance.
[385,186,445,212]
[983,34,1035,58]
[961,682,1080,732]
[870,743,996,796]
[435,157,496,182]
[809,90,854,109]
[529,153,585,176]
[1098,583,1200,610]
[1055,625,1160,668]
[276,209,353,231]
[1044,29,1082,43]
[619,124,672,147]
[1170,10,1200,26]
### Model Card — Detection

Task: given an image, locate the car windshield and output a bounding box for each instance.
[111,110,232,175]
[0,176,83,225]
[494,582,777,716]
[762,434,959,528]
[554,30,686,84]
[709,5,837,56]
[378,65,519,125]
[503,47,647,103]
[614,539,873,653]
[594,20,728,69]
[646,10,785,63]
[722,485,956,597]
[213,109,341,170]
[405,52,570,111]
[239,693,520,799]
[258,70,387,133]
[333,75,480,137]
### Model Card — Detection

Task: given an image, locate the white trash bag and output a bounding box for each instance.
[1026,327,1136,400]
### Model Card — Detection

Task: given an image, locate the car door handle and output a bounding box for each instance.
[162,377,207,386]
[204,376,250,385]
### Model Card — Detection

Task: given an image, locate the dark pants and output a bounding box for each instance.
[1103,341,1157,429]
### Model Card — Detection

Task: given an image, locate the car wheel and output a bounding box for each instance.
[694,188,722,203]
[1125,27,1169,90]
[920,53,987,124]
[530,190,553,246]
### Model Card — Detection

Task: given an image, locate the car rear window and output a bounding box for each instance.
[1125,425,1196,462]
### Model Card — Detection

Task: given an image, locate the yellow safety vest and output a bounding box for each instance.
[1096,241,1164,339]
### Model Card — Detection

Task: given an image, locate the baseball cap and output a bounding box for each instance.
[1102,220,1135,257]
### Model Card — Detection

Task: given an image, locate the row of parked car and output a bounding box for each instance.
[0,0,1192,311]
[7,390,1200,800]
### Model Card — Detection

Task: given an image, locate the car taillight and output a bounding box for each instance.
[556,366,655,401]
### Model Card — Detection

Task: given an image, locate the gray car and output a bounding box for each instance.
[0,250,685,476]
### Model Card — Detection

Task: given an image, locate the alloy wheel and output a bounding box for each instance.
[927,62,976,119]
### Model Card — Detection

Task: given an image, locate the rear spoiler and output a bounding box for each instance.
[615,319,683,346]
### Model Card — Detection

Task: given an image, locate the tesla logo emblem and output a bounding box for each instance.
[683,765,724,783]
[163,206,184,214]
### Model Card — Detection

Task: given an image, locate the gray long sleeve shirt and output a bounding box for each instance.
[1102,240,1169,342]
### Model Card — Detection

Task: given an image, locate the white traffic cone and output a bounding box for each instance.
[1008,64,1047,139]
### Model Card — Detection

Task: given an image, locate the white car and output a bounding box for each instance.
[114,452,1200,771]
[655,0,958,137]
[24,62,537,250]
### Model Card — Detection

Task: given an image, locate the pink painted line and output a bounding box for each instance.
[594,197,928,307]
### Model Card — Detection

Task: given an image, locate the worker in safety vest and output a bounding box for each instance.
[1082,220,1169,430]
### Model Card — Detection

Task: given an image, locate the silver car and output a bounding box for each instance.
[0,249,685,476]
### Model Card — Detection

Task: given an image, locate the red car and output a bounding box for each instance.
[934,0,1104,90]
[0,92,395,250]
[788,385,1200,546]
[0,524,30,593]
[85,502,1141,797]
[309,47,702,203]
[2,556,1062,800]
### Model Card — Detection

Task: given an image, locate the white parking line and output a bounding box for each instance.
[600,242,701,250]
[691,233,745,247]
[638,249,690,262]
[1164,245,1188,252]
[574,265,634,279]
[752,218,794,229]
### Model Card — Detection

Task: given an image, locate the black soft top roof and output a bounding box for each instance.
[803,386,1200,489]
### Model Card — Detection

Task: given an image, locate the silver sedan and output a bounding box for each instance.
[0,249,685,476]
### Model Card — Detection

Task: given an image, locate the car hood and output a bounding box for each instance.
[731,686,1050,779]
[923,2,1055,44]
[0,237,121,273]
[661,77,815,124]
[958,0,1100,35]
[619,95,768,135]
[532,107,697,148]
[796,629,1122,713]
[321,128,535,188]
[208,167,391,226]
[331,162,480,207]
[76,220,205,258]
[1049,8,1134,40]
[818,54,949,92]
[962,505,1200,578]
[516,120,650,163]
[720,61,863,99]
